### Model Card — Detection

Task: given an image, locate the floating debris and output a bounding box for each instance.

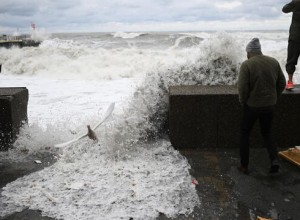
[192,179,199,185]
[256,216,272,220]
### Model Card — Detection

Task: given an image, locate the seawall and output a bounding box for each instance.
[0,40,40,48]
[0,87,28,150]
[169,85,300,149]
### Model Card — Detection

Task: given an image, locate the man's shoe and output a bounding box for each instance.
[270,159,280,173]
[286,80,294,90]
[237,165,249,175]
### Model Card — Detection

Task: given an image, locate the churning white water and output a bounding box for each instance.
[0,31,296,219]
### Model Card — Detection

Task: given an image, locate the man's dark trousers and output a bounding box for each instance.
[240,105,278,167]
[286,40,300,74]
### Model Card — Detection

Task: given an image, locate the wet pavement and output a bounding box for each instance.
[175,148,300,220]
[1,148,299,220]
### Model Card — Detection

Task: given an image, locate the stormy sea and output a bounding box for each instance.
[0,31,295,219]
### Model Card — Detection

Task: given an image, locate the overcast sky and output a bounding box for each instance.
[0,0,294,33]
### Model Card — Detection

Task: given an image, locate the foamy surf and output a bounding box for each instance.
[0,32,296,219]
[1,140,199,220]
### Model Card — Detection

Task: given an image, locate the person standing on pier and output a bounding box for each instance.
[282,0,300,90]
[237,38,286,174]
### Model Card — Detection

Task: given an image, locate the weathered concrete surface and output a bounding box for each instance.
[0,87,28,150]
[169,85,300,149]
[1,148,299,220]
[164,148,300,220]
[0,152,57,220]
[1,210,53,220]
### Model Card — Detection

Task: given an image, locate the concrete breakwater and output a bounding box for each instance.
[1,85,299,151]
[0,34,41,48]
[0,39,40,48]
[169,85,300,149]
[0,87,28,150]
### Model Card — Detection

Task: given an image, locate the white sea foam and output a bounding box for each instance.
[0,31,292,81]
[1,140,198,220]
[0,40,197,80]
[113,32,145,39]
[170,35,203,49]
[0,31,296,219]
[30,28,51,41]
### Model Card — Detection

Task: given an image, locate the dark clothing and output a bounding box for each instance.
[240,105,278,167]
[282,0,300,43]
[283,0,300,74]
[238,55,286,107]
[286,40,300,74]
[238,54,285,168]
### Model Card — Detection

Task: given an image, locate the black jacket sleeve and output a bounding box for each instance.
[283,0,300,13]
[283,1,295,13]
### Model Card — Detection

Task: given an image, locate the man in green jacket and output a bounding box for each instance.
[237,38,286,174]
[282,0,300,89]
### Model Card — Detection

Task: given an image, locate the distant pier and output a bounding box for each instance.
[0,34,41,48]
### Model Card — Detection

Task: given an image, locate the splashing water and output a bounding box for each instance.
[1,140,198,220]
[115,33,243,147]
[0,33,243,219]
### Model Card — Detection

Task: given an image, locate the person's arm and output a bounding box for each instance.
[238,62,250,106]
[276,63,286,97]
[282,1,295,13]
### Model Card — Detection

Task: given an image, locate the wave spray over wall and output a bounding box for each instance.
[0,34,243,220]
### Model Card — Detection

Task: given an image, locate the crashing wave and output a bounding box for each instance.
[0,33,243,220]
[113,32,146,39]
[114,33,243,149]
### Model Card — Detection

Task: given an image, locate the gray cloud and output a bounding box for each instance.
[0,1,39,17]
[0,0,291,33]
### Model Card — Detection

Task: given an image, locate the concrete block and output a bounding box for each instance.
[169,86,219,149]
[169,85,300,149]
[169,91,218,148]
[0,87,28,150]
[274,91,300,148]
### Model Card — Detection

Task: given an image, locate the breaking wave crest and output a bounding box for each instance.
[0,33,243,220]
[113,32,146,39]
[0,38,198,80]
[115,33,242,148]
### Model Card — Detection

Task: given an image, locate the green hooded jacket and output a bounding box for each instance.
[238,55,286,107]
[283,0,300,42]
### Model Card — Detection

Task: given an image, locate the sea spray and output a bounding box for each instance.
[113,33,243,149]
[1,139,199,220]
[0,33,243,219]
[0,31,289,80]
[113,32,145,39]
